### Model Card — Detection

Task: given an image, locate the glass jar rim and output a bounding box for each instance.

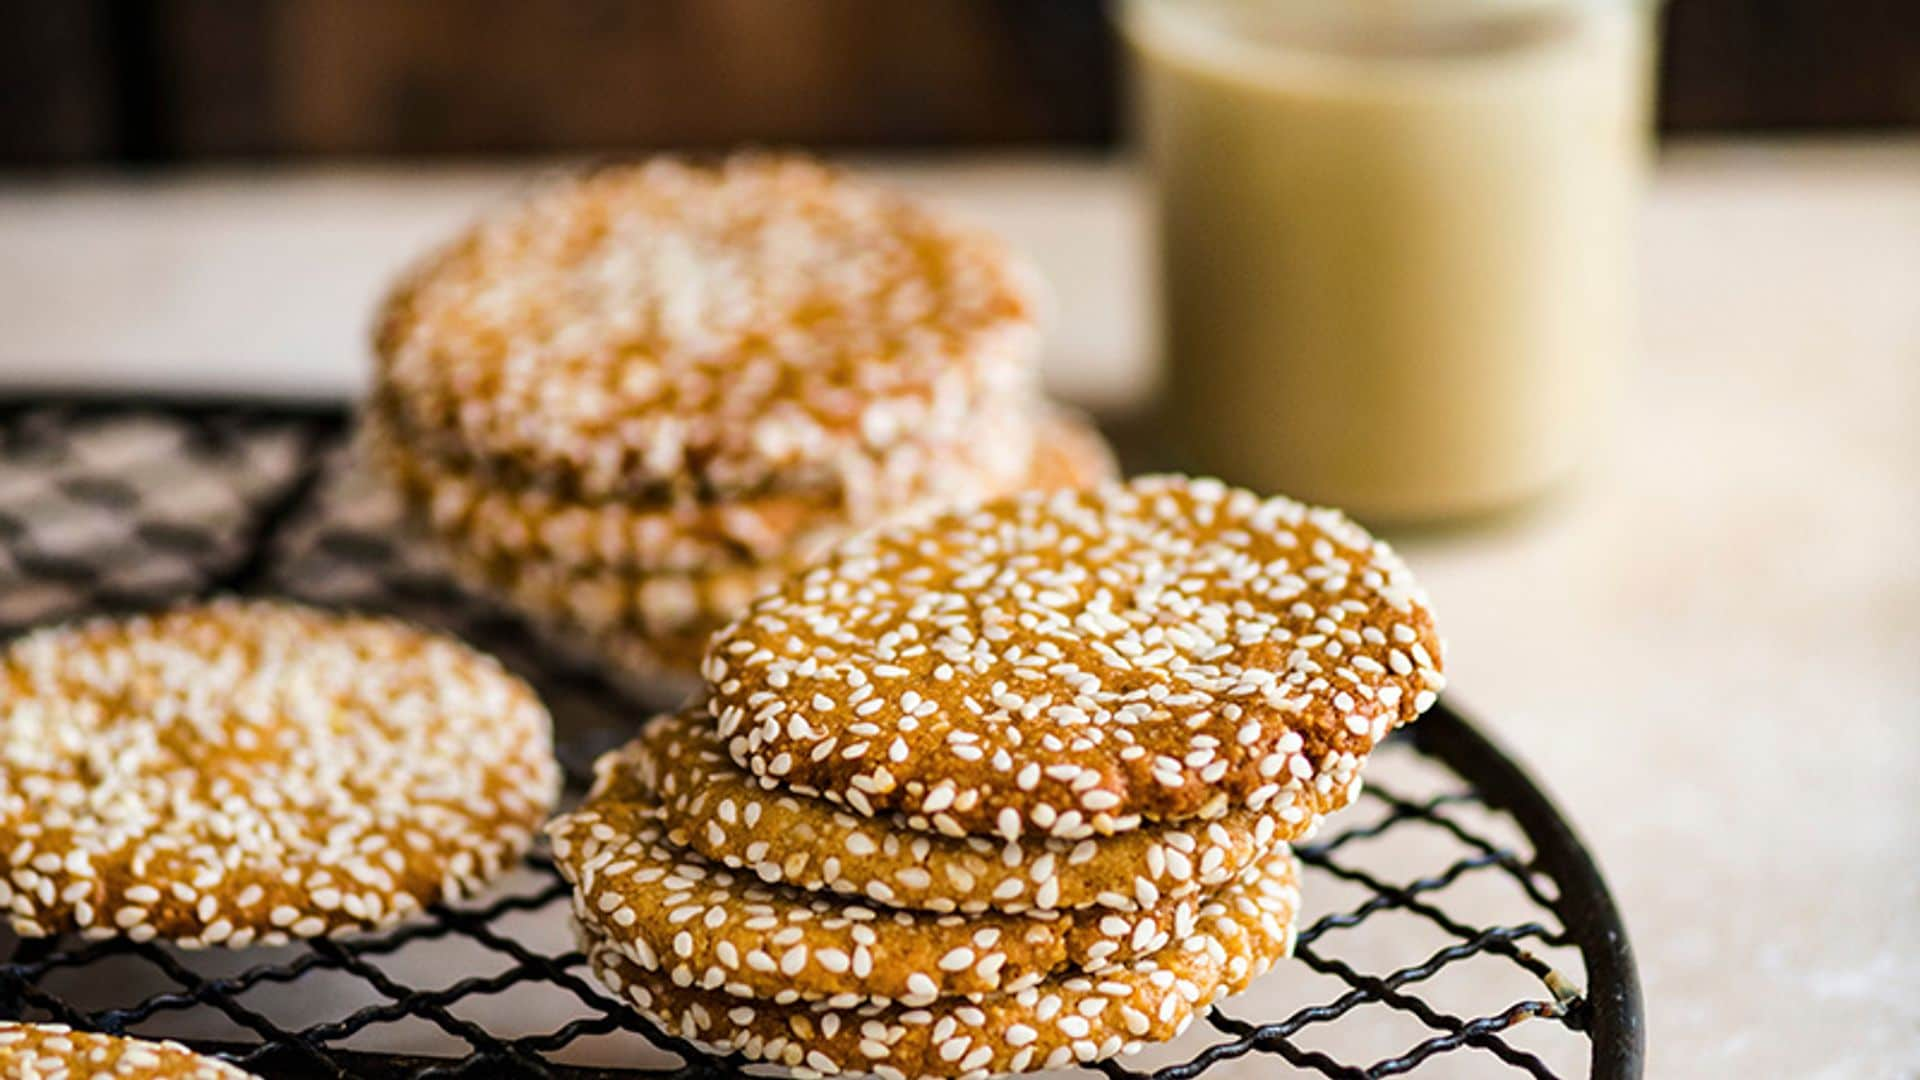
[1118,0,1659,67]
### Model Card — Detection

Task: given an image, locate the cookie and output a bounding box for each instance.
[617,710,1289,914]
[365,407,869,573]
[442,541,791,639]
[373,154,1042,502]
[0,1024,256,1079]
[0,599,559,946]
[365,404,1108,575]
[705,475,1445,840]
[430,409,1119,639]
[548,806,1203,1006]
[579,848,1300,1079]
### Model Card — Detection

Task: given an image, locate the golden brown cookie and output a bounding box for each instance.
[365,407,868,573]
[406,414,1117,684]
[438,542,770,688]
[428,409,1120,644]
[0,1024,257,1079]
[706,475,1445,840]
[616,710,1289,914]
[364,404,1110,576]
[357,399,1067,576]
[373,154,1042,502]
[442,541,791,640]
[0,599,559,947]
[548,804,1201,1006]
[579,848,1300,1079]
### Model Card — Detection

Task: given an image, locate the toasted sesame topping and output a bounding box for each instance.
[374,154,1042,500]
[0,600,558,946]
[706,475,1445,837]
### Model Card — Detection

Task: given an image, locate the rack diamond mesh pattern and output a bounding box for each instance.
[0,402,1643,1080]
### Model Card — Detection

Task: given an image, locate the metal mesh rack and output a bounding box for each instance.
[0,401,1643,1080]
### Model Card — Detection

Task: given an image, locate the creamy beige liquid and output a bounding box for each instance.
[1124,0,1655,523]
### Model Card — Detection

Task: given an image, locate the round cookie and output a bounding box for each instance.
[705,474,1446,840]
[617,710,1290,914]
[374,154,1042,501]
[548,805,1203,1007]
[0,1024,257,1079]
[365,405,1110,575]
[579,848,1300,1080]
[0,599,559,946]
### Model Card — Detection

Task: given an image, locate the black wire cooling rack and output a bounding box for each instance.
[0,400,1644,1080]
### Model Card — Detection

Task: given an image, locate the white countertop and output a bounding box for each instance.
[1,142,1916,1077]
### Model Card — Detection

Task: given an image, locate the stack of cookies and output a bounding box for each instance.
[550,474,1446,1078]
[367,155,1115,686]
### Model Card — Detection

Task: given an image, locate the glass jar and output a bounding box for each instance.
[1121,0,1659,524]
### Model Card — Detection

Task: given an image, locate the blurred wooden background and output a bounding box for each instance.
[4,0,1917,166]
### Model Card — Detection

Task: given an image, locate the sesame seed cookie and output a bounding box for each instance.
[365,408,872,574]
[374,154,1041,502]
[549,805,1205,1007]
[617,710,1289,914]
[705,475,1445,841]
[443,542,792,641]
[579,848,1300,1080]
[0,599,559,947]
[0,1023,257,1079]
[430,408,1120,643]
[365,405,1110,576]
